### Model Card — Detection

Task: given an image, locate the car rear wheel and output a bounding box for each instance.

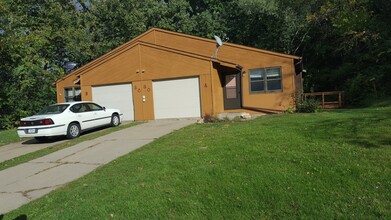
[111,114,120,127]
[67,123,80,139]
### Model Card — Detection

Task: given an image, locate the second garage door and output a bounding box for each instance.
[92,84,134,121]
[153,77,201,119]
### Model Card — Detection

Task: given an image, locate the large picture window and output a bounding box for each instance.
[64,87,81,102]
[249,67,282,92]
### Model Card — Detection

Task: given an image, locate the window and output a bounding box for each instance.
[85,103,104,111]
[225,75,237,99]
[249,67,282,92]
[70,103,92,113]
[37,104,69,115]
[64,87,81,102]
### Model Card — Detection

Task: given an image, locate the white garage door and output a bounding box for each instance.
[92,84,134,121]
[153,77,201,119]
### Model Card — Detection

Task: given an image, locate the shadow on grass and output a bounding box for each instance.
[0,214,27,220]
[13,214,27,220]
[301,108,390,149]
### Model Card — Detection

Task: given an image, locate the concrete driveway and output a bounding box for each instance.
[0,118,197,214]
[0,138,69,163]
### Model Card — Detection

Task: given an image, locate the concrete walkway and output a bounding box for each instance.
[0,119,197,214]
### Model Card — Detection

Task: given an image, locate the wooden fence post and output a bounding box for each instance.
[338,92,342,108]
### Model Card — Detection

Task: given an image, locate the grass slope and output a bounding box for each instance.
[4,107,391,219]
[0,129,23,146]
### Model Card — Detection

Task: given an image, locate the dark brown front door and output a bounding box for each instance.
[223,72,242,109]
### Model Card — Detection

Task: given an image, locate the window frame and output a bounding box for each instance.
[64,87,81,102]
[249,66,283,93]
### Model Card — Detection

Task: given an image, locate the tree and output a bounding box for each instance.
[303,0,391,103]
[0,0,88,128]
[1,0,390,129]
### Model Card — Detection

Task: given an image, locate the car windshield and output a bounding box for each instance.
[36,104,70,115]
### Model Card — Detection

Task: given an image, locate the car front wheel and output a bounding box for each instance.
[111,114,120,127]
[67,123,80,139]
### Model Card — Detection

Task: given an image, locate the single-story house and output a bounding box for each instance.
[56,28,303,121]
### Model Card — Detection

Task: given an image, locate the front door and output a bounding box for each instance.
[223,72,242,109]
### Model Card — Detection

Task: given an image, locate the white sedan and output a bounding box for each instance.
[17,101,123,141]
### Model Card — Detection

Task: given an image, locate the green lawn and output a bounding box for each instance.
[4,106,391,219]
[0,129,24,146]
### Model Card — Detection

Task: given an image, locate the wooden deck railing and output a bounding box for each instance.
[303,91,344,109]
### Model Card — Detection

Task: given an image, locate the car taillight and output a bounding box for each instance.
[43,119,54,125]
[19,119,54,126]
[37,119,54,125]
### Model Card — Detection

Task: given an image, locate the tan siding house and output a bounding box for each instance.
[56,28,303,121]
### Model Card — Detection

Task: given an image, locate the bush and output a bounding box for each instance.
[203,114,222,123]
[345,73,372,105]
[296,98,321,113]
[202,114,240,123]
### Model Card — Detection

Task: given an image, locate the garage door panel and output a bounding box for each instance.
[92,84,134,121]
[153,78,201,119]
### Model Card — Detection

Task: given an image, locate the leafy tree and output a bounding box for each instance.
[0,0,88,128]
[1,0,390,129]
[303,0,391,103]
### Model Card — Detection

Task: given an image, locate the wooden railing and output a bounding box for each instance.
[303,91,344,109]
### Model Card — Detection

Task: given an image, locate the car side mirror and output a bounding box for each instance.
[103,107,106,111]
